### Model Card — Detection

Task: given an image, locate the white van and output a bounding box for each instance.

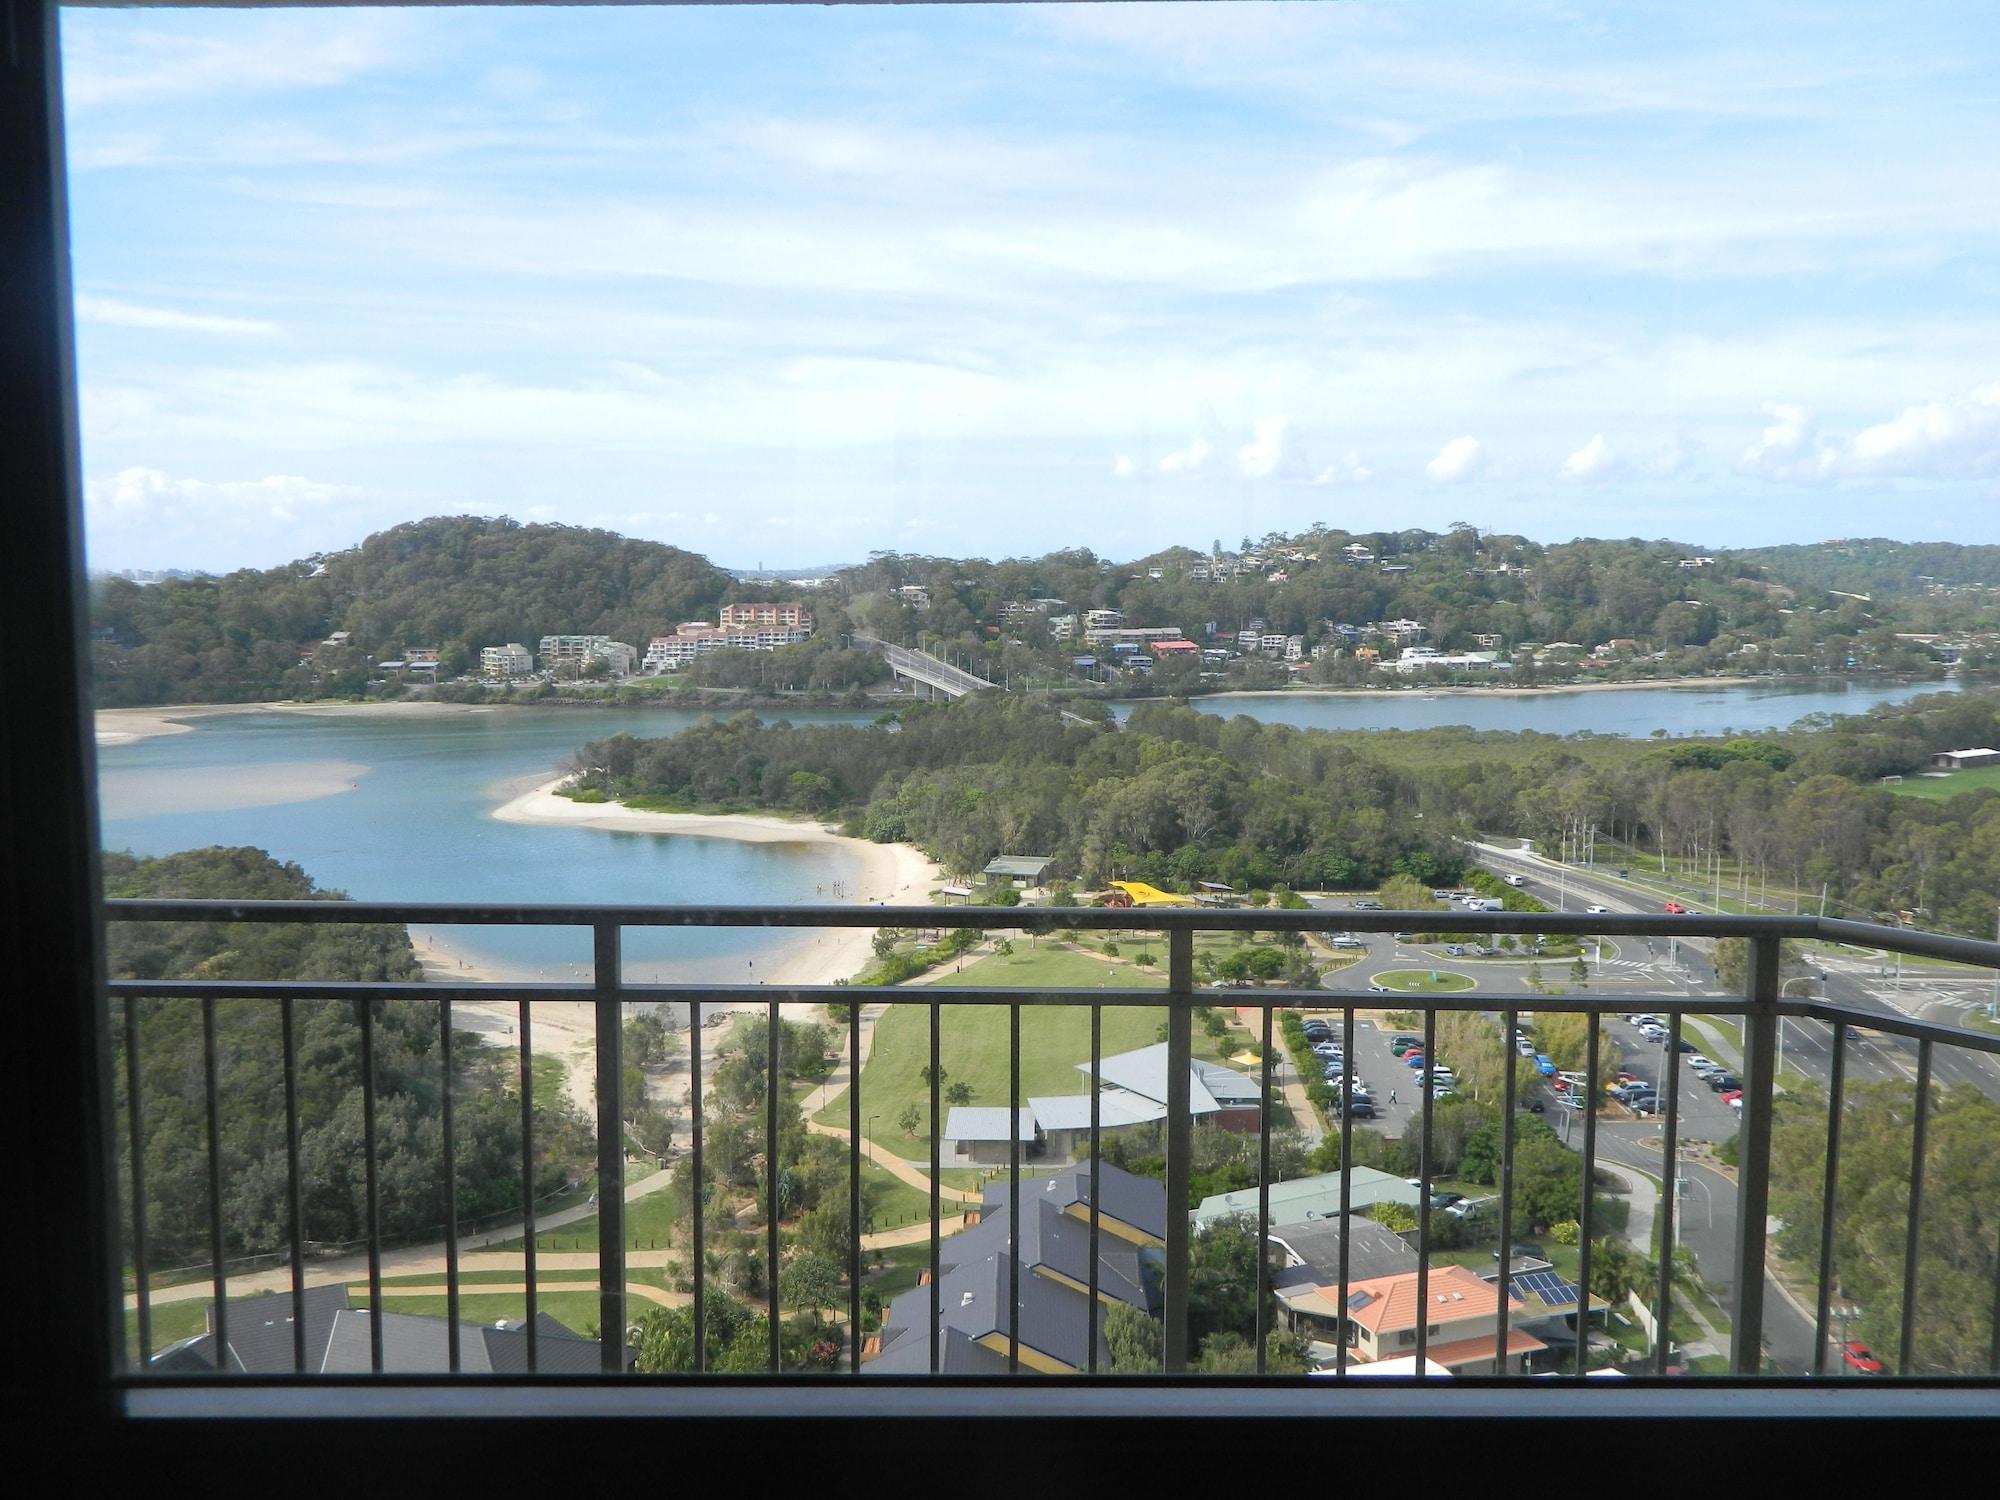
[1502,874,1527,887]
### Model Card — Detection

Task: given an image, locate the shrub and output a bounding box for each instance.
[1549,1218,1581,1246]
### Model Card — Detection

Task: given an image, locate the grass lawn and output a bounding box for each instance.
[863,1242,936,1304]
[1373,968,1477,994]
[1887,765,2000,801]
[353,1288,600,1334]
[941,941,1167,991]
[822,996,1171,1162]
[492,1179,683,1254]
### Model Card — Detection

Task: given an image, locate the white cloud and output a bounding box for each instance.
[1236,415,1295,479]
[75,296,277,337]
[1737,402,1832,481]
[1559,433,1620,482]
[1112,455,1135,479]
[86,467,358,524]
[1840,382,2000,479]
[61,13,419,110]
[1313,453,1373,486]
[1159,437,1214,477]
[1425,435,1486,483]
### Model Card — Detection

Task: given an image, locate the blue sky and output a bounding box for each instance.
[61,2,2000,572]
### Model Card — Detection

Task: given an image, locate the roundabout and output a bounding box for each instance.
[1370,967,1477,994]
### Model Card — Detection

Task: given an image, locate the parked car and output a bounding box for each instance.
[1534,1054,1556,1076]
[1405,1052,1429,1068]
[1522,1098,1545,1113]
[1676,1040,1696,1053]
[1344,1100,1376,1120]
[1709,1073,1742,1092]
[1429,1191,1464,1210]
[1841,1342,1883,1375]
[1329,934,1364,949]
[1389,1036,1422,1055]
[1351,899,1383,909]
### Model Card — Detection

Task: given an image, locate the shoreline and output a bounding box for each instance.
[489,776,941,989]
[95,697,518,747]
[1196,674,1773,702]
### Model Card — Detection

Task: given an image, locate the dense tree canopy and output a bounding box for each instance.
[109,847,589,1267]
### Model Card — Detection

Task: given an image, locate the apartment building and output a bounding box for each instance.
[719,601,815,630]
[480,643,534,680]
[536,635,638,676]
[643,622,812,672]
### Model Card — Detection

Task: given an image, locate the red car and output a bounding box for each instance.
[1841,1341,1883,1374]
[1663,901,1688,914]
[1721,1089,1743,1106]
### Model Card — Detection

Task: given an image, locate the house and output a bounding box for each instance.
[943,1107,1042,1166]
[1148,639,1199,658]
[1931,748,2000,770]
[865,1164,1165,1375]
[1329,1264,1547,1375]
[1192,1167,1419,1234]
[1374,618,1428,643]
[982,854,1054,888]
[894,585,931,610]
[149,1283,624,1375]
[480,643,534,680]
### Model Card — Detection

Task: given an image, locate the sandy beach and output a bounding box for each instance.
[490,776,940,989]
[95,698,513,747]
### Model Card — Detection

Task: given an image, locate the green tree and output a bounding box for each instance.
[779,1254,842,1324]
[1105,1302,1162,1372]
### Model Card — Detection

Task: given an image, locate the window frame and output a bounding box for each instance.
[8,1,1999,1464]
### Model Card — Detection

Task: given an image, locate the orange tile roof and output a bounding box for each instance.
[1335,1265,1509,1336]
[1405,1327,1547,1370]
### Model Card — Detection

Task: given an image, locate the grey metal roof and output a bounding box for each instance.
[944,1106,1039,1143]
[1192,1167,1420,1230]
[1268,1218,1422,1284]
[1075,1042,1258,1114]
[865,1325,1013,1375]
[1023,1089,1162,1131]
[983,855,1055,878]
[983,1160,1167,1243]
[943,1194,1148,1312]
[151,1282,352,1374]
[313,1305,611,1374]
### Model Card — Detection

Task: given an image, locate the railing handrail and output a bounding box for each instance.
[101,897,2000,965]
[103,897,2000,1389]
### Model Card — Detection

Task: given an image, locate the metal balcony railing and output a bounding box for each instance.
[103,901,2000,1395]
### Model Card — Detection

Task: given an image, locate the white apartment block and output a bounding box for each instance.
[1260,633,1290,655]
[480,643,534,680]
[1084,608,1125,630]
[537,635,638,676]
[1374,618,1428,643]
[719,601,815,630]
[1048,614,1077,641]
[894,585,932,610]
[643,623,811,672]
[1285,635,1306,661]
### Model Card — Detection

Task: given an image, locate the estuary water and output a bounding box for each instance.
[95,677,1958,975]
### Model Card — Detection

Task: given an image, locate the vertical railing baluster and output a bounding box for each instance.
[593,924,625,1373]
[847,986,862,1375]
[202,998,228,1371]
[1575,1009,1601,1377]
[1163,928,1194,1373]
[1335,1006,1353,1378]
[928,1000,940,1375]
[1008,999,1021,1375]
[1732,935,1781,1375]
[1414,1007,1435,1375]
[688,998,704,1373]
[1255,1000,1273,1373]
[124,997,151,1367]
[440,996,460,1374]
[281,998,305,1374]
[359,995,382,1373]
[1898,1039,1933,1375]
[1811,1022,1848,1376]
[1087,999,1101,1375]
[1654,1011,1683,1375]
[518,998,538,1373]
[766,995,780,1372]
[1494,1006,1517,1374]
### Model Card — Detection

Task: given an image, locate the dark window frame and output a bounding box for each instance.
[6,0,1997,1469]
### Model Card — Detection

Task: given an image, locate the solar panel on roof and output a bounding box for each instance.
[1346,1290,1375,1311]
[1514,1270,1579,1306]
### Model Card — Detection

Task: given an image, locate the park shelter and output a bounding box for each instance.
[983,855,1055,888]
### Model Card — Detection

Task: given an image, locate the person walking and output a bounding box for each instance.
[1389,1088,1398,1105]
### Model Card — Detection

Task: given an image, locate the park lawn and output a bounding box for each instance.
[821,999,1171,1162]
[494,1180,684,1254]
[352,1288,600,1335]
[860,1160,938,1233]
[864,1242,936,1303]
[1887,764,2000,801]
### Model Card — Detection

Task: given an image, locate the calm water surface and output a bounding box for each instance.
[96,704,877,979]
[98,678,1959,973]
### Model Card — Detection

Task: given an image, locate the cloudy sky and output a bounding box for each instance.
[62,2,2000,573]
